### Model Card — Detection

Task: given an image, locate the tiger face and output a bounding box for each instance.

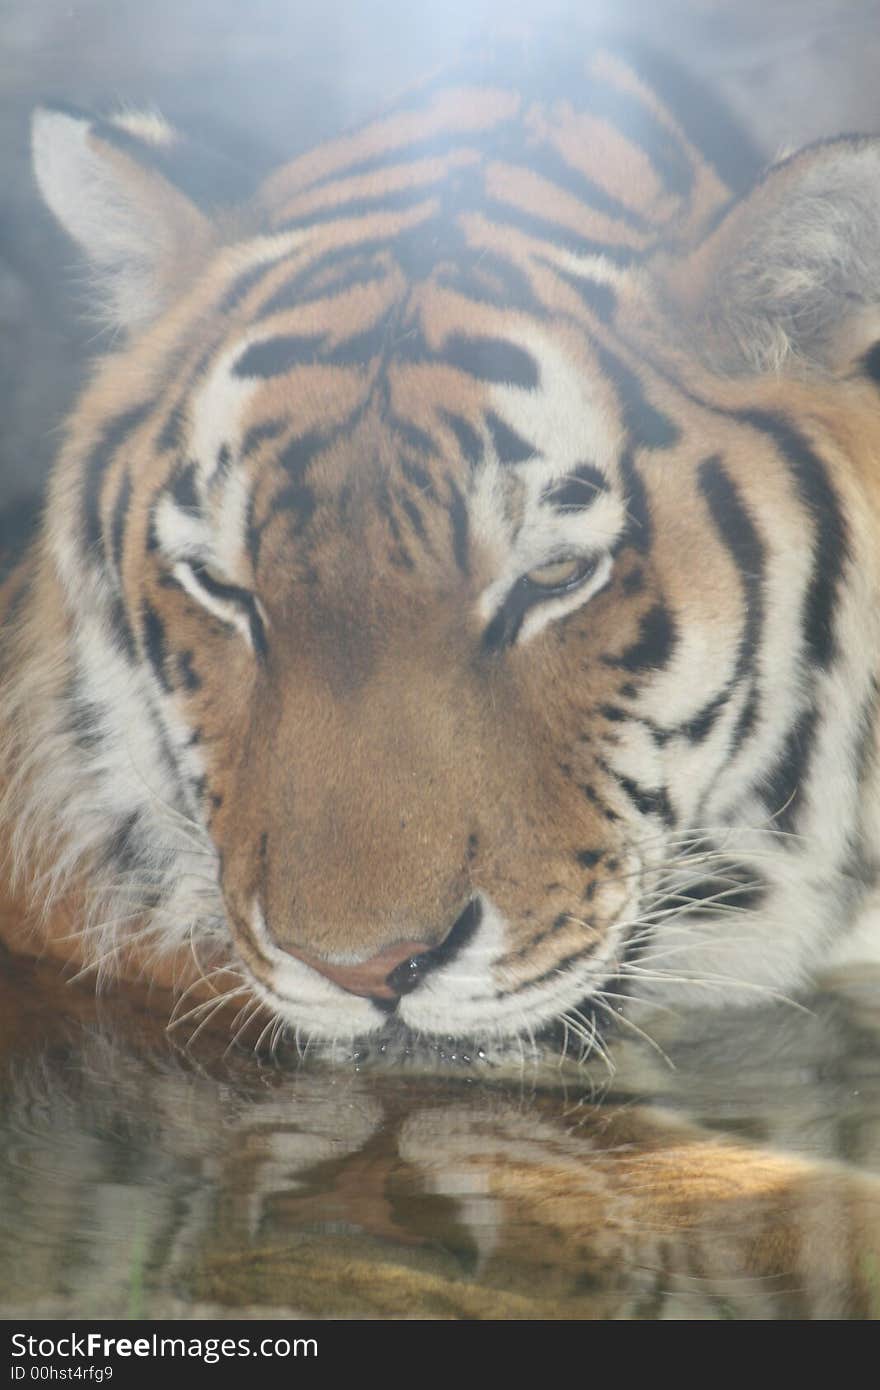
[6,41,880,1060]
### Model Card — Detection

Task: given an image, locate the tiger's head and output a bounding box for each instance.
[12,43,880,1060]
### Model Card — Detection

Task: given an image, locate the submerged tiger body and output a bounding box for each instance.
[4,38,880,1060]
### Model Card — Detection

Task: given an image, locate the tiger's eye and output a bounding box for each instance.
[523,555,596,591]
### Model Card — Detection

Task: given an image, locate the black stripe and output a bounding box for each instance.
[433,246,547,316]
[391,418,438,457]
[157,402,186,453]
[290,133,630,307]
[295,260,388,307]
[393,206,470,280]
[732,686,760,750]
[438,335,539,388]
[677,690,730,744]
[734,410,847,670]
[646,345,849,672]
[582,781,620,822]
[613,772,675,824]
[507,144,652,232]
[185,564,269,659]
[651,865,766,917]
[503,911,577,957]
[546,264,617,322]
[577,74,696,200]
[297,261,386,307]
[398,492,426,540]
[621,567,644,596]
[278,430,326,480]
[576,849,603,868]
[618,363,849,787]
[110,473,132,577]
[217,260,277,317]
[446,478,470,576]
[273,483,316,538]
[605,602,675,672]
[407,54,696,204]
[618,449,652,552]
[440,411,483,469]
[83,403,152,558]
[376,478,402,544]
[400,459,437,497]
[599,704,627,723]
[242,418,287,457]
[258,241,389,317]
[214,444,233,480]
[101,811,143,875]
[505,939,602,997]
[760,703,819,832]
[543,463,607,512]
[109,597,137,662]
[142,600,171,691]
[234,334,324,378]
[65,677,104,752]
[481,588,528,653]
[595,345,680,450]
[302,131,487,193]
[480,195,639,264]
[170,461,199,512]
[682,455,765,746]
[177,649,201,691]
[245,492,261,571]
[324,317,396,367]
[486,411,536,465]
[278,182,437,232]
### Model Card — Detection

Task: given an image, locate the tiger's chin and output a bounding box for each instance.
[243,984,612,1072]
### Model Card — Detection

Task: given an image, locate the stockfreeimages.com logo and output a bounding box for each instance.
[11,1333,317,1367]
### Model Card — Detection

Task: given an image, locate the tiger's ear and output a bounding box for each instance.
[663,138,880,375]
[31,106,215,333]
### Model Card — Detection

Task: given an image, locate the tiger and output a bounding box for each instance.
[3,34,880,1065]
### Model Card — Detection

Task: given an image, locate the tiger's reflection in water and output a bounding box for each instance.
[1,960,878,1320]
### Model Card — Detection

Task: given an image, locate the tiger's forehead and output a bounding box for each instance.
[120,37,748,615]
[166,34,725,505]
[259,46,731,246]
[176,289,630,589]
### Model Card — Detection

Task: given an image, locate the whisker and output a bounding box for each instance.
[167,963,244,1027]
[181,988,253,1048]
[592,994,676,1069]
[251,1012,281,1057]
[167,983,251,1035]
[614,963,811,1012]
[227,998,266,1055]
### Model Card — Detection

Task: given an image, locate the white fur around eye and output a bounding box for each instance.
[517,552,613,644]
[172,561,267,653]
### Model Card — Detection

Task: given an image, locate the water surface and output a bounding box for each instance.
[2,956,879,1319]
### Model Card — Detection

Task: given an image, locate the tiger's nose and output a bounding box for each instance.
[285,900,483,1003]
[291,938,435,1001]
